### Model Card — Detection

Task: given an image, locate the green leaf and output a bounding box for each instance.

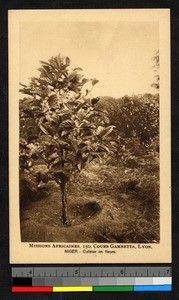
[96,126,114,138]
[58,140,69,146]
[77,162,82,171]
[32,106,41,112]
[92,79,99,86]
[81,78,89,85]
[19,88,33,96]
[91,97,99,106]
[58,109,71,117]
[20,138,28,149]
[28,135,39,143]
[40,61,50,66]
[37,68,45,73]
[45,144,56,156]
[39,124,50,135]
[96,126,104,135]
[98,144,110,152]
[56,54,62,68]
[61,130,71,137]
[66,57,71,66]
[19,83,27,88]
[31,153,39,160]
[21,109,34,118]
[50,115,59,124]
[74,67,83,71]
[47,94,58,106]
[60,120,74,128]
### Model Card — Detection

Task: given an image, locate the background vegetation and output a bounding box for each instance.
[20,53,159,243]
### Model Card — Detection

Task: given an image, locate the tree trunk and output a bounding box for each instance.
[60,177,68,225]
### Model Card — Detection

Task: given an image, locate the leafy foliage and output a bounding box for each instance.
[19,53,115,224]
[97,94,159,147]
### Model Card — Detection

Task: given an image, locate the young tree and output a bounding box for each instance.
[20,54,115,225]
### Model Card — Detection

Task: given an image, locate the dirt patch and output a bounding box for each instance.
[70,201,102,225]
[20,157,159,243]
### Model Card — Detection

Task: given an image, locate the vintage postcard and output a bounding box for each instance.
[9,9,171,263]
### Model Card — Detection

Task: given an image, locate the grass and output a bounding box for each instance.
[20,139,159,243]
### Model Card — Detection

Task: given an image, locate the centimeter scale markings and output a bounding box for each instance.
[12,267,172,292]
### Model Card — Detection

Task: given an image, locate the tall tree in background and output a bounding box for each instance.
[19,54,115,225]
[97,94,159,148]
[151,50,159,90]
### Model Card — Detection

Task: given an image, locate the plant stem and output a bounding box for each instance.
[60,177,68,225]
[60,139,68,225]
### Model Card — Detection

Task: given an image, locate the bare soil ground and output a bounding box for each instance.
[21,151,160,243]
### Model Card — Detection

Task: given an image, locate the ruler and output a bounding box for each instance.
[12,266,172,292]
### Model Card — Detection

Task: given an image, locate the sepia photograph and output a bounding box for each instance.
[9,9,171,263]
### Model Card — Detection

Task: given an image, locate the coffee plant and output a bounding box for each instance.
[19,53,116,225]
